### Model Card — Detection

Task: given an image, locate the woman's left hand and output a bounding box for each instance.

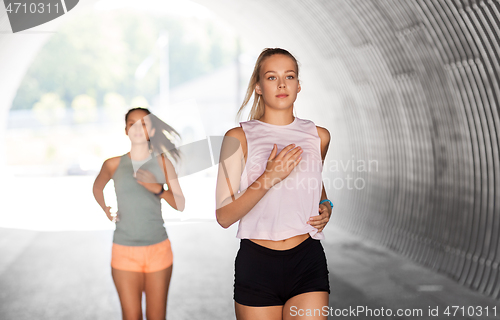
[135,169,163,194]
[308,203,332,232]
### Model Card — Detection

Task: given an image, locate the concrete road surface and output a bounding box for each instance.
[1,222,499,320]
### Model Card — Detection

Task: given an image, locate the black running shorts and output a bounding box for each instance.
[234,236,330,306]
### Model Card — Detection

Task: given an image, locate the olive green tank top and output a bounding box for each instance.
[112,153,168,246]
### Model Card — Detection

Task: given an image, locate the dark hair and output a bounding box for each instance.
[237,48,300,120]
[125,107,181,162]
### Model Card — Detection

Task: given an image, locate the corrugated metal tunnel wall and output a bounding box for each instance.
[200,0,500,299]
[319,0,500,298]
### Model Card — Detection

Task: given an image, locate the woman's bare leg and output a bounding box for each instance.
[235,302,283,320]
[144,265,173,320]
[112,268,145,320]
[283,292,329,320]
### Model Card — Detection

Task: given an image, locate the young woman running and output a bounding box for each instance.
[216,48,333,320]
[93,107,185,320]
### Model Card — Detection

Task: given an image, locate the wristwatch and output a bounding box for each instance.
[319,199,333,209]
[154,185,164,196]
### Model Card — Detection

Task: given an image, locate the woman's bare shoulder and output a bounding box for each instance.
[225,126,245,139]
[96,155,122,179]
[225,127,247,147]
[105,155,122,164]
[103,156,122,172]
[222,127,247,160]
[316,126,330,159]
[316,126,330,142]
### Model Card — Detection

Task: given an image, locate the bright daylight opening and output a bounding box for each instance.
[3,0,259,231]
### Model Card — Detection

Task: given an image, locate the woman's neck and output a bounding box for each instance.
[129,143,151,161]
[258,109,295,125]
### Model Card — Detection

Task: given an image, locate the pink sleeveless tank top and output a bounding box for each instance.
[236,117,325,241]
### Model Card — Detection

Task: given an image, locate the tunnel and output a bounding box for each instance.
[1,0,500,318]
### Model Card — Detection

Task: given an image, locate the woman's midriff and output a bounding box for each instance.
[249,233,310,250]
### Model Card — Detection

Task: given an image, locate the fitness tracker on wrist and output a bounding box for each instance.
[319,199,333,209]
[154,185,164,196]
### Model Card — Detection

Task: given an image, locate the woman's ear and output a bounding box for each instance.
[149,127,156,138]
[297,81,301,93]
[255,83,262,95]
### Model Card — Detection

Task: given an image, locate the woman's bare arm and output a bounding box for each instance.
[93,159,112,210]
[158,154,185,212]
[318,125,331,206]
[215,129,269,228]
[93,158,119,221]
[308,126,332,231]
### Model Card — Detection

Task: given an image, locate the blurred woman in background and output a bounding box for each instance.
[93,107,184,320]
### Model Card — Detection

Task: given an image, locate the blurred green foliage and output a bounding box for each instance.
[32,93,66,125]
[71,94,97,123]
[12,9,236,110]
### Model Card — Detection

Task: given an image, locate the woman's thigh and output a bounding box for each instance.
[235,301,283,320]
[283,292,329,320]
[144,265,173,320]
[235,292,328,320]
[111,268,144,320]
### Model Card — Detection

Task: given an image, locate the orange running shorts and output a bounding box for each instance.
[111,238,173,273]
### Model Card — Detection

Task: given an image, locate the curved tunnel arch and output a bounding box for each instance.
[1,0,499,299]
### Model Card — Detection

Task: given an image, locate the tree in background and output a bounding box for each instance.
[11,9,236,112]
[71,94,97,123]
[103,92,127,122]
[130,96,150,108]
[33,93,66,126]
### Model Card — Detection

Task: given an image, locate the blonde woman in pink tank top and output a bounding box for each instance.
[216,48,333,320]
